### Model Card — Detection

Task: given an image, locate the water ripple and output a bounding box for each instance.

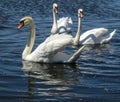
[0,0,120,101]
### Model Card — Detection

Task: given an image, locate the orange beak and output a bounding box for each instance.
[18,21,24,29]
[80,12,83,18]
[54,7,58,14]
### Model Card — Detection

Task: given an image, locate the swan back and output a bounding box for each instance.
[57,17,73,33]
[80,28,108,44]
[25,33,73,62]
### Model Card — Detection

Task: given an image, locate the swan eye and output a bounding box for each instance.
[18,20,24,29]
[20,20,24,24]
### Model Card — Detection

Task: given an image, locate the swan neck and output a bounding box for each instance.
[51,10,58,34]
[22,21,36,59]
[74,16,82,45]
[53,10,57,23]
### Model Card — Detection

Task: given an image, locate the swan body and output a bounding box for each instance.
[79,28,116,44]
[51,3,72,34]
[18,16,85,63]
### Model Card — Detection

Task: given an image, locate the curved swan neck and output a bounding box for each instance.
[51,9,58,34]
[22,21,36,59]
[74,16,82,45]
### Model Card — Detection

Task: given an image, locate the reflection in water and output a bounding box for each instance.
[22,61,81,100]
[22,61,78,80]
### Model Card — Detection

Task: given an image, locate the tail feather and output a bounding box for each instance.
[100,29,116,44]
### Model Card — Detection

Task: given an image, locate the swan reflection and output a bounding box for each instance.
[22,61,79,80]
[22,61,81,99]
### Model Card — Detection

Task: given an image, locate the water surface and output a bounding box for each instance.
[0,0,120,102]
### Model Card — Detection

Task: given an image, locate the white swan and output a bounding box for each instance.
[51,3,72,34]
[18,16,86,63]
[57,9,116,45]
[74,9,116,45]
[79,28,116,45]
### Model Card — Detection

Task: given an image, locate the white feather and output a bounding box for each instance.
[57,17,73,33]
[100,29,116,44]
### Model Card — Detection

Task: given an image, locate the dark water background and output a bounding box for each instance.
[0,0,120,102]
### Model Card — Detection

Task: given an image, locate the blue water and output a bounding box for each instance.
[0,0,120,101]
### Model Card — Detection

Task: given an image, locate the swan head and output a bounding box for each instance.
[53,3,58,14]
[78,9,83,18]
[18,16,33,29]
